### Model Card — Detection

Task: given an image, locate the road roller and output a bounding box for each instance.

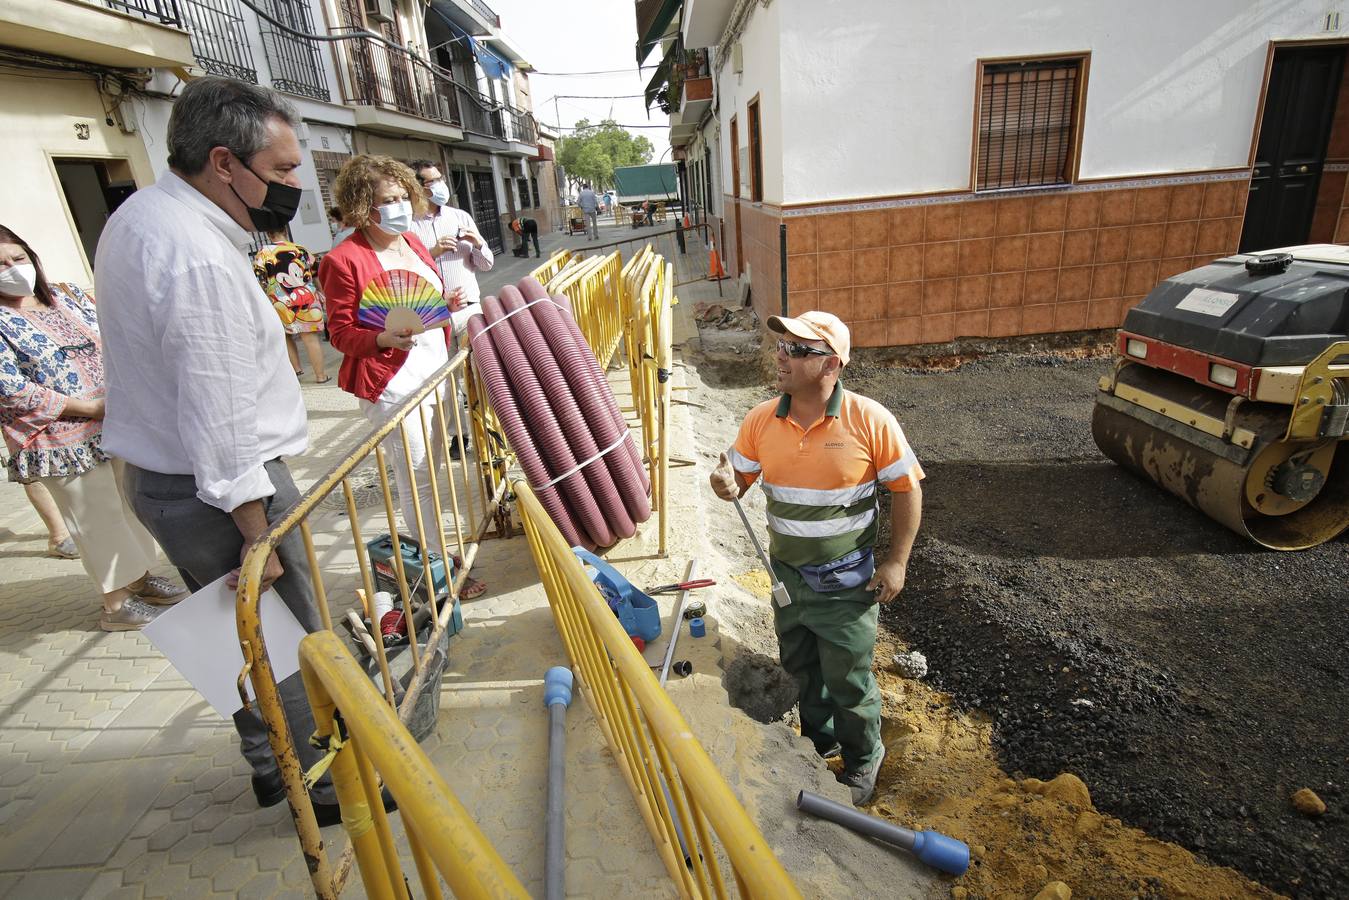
[1092,245,1349,550]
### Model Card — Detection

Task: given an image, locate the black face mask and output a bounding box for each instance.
[230,156,302,232]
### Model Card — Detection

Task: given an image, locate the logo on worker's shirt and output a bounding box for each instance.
[823,441,846,449]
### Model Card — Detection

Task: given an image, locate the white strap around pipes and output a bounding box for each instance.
[536,431,631,490]
[467,296,562,344]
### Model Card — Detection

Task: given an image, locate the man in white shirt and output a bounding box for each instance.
[410,160,494,457]
[95,77,356,825]
[577,183,600,240]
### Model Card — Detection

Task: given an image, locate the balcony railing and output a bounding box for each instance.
[181,0,257,81]
[455,84,503,138]
[504,107,537,145]
[103,0,183,26]
[454,84,536,145]
[259,0,329,101]
[330,28,461,127]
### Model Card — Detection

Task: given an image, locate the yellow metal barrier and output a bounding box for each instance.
[547,251,625,370]
[620,247,674,556]
[236,346,514,898]
[299,630,529,899]
[514,480,802,899]
[529,250,572,285]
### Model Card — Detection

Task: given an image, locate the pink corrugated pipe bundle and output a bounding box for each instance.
[467,276,651,550]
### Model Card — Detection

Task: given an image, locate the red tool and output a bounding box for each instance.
[646,578,716,595]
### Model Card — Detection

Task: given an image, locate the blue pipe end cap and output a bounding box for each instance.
[689,617,706,638]
[911,830,970,876]
[544,667,573,708]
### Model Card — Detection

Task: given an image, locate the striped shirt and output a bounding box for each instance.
[728,383,923,568]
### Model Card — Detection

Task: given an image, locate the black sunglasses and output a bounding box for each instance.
[778,338,833,359]
[55,340,96,361]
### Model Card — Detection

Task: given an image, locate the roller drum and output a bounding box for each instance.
[1092,367,1349,549]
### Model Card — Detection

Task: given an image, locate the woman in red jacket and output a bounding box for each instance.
[321,154,485,599]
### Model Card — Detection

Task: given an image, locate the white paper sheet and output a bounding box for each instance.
[143,574,308,719]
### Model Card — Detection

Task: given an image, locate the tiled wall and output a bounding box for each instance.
[783,177,1250,348]
[725,197,785,323]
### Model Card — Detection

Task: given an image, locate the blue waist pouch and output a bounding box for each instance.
[796,547,875,595]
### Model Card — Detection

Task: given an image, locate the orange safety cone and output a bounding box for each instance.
[707,237,727,281]
[682,213,691,229]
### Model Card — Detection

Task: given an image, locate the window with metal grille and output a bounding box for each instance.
[259,0,329,101]
[976,57,1084,191]
[180,0,257,82]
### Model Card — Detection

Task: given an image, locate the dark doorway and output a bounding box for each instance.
[1241,46,1345,252]
[469,170,504,255]
[55,158,137,267]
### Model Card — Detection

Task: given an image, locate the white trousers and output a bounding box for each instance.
[361,387,453,549]
[39,458,161,594]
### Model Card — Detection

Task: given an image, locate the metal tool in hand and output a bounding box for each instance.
[647,577,716,595]
[732,490,792,607]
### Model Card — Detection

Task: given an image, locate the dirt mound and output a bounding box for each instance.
[870,642,1278,899]
[723,650,798,723]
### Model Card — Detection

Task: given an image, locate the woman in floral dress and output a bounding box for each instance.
[253,229,330,383]
[0,225,187,631]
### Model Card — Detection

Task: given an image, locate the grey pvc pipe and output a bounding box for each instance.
[544,668,573,900]
[796,790,970,876]
[658,559,698,686]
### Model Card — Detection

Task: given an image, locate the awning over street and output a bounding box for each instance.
[636,0,681,64]
[643,44,676,110]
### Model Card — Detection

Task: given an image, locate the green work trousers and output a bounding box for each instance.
[771,558,882,773]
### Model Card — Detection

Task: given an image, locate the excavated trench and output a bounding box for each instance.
[854,353,1348,898]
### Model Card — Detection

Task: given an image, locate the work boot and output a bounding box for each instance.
[447,436,464,460]
[843,742,886,806]
[816,741,843,760]
[99,599,158,632]
[252,769,286,808]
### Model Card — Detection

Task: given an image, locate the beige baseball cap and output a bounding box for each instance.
[767,310,851,366]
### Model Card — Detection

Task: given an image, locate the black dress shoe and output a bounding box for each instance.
[252,770,286,808]
[311,787,398,827]
[447,436,462,461]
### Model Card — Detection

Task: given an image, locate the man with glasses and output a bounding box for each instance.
[409,159,494,458]
[709,311,924,805]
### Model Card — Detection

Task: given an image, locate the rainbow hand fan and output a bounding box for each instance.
[357,269,451,334]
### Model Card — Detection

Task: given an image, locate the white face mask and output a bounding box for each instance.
[375,200,414,235]
[0,263,37,298]
[428,181,451,207]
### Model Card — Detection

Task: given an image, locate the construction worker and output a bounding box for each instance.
[509,215,540,258]
[709,311,923,805]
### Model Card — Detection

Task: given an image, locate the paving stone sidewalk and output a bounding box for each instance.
[0,219,714,899]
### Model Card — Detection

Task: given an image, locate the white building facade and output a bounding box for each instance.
[653,0,1349,348]
[0,0,549,286]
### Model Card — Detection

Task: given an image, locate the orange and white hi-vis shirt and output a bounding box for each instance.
[728,383,923,568]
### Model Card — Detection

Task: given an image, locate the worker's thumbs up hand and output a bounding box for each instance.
[710,452,740,501]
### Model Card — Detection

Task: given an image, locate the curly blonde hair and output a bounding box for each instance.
[333,154,428,229]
